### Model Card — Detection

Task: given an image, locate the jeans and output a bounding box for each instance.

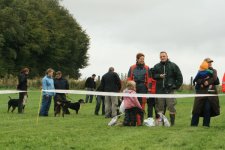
[147,98,159,118]
[191,99,211,127]
[85,88,94,103]
[95,96,105,115]
[39,95,52,116]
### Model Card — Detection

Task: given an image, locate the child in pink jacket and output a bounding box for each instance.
[123,81,143,126]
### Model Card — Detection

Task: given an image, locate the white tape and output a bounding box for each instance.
[0,90,25,95]
[42,89,225,98]
[0,90,224,98]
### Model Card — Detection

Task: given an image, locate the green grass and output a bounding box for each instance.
[0,91,225,150]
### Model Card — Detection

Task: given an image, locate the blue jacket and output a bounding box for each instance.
[42,75,55,96]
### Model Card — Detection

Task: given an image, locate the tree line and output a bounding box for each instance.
[0,0,90,78]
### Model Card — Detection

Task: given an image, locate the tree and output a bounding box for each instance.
[0,0,89,78]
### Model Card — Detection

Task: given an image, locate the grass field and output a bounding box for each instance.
[0,91,225,150]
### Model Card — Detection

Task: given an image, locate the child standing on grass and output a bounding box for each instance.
[123,81,143,126]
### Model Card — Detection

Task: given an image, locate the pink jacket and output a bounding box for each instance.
[123,89,142,110]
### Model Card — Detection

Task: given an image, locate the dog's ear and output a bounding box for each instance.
[79,99,85,103]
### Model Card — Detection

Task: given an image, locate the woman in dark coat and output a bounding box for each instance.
[191,58,220,127]
[17,68,29,113]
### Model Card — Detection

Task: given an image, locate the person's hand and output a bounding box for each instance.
[204,81,209,86]
[160,74,166,78]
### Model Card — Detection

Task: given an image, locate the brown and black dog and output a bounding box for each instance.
[54,99,85,117]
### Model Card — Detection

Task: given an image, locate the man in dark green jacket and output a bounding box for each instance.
[153,51,183,126]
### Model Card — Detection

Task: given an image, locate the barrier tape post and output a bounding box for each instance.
[36,90,42,125]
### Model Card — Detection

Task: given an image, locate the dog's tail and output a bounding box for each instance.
[8,96,12,100]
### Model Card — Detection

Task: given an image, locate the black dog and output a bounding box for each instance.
[8,96,25,113]
[65,99,85,114]
[55,99,84,117]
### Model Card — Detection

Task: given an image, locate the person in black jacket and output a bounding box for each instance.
[54,71,70,114]
[191,58,220,127]
[153,51,183,126]
[17,67,29,113]
[85,74,96,103]
[101,67,121,118]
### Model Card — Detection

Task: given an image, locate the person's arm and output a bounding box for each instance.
[93,81,96,90]
[222,73,225,93]
[153,65,162,80]
[100,77,105,91]
[130,91,142,109]
[115,73,121,92]
[85,78,89,88]
[127,67,133,81]
[174,64,183,89]
[65,79,69,90]
[206,69,219,86]
[42,77,49,96]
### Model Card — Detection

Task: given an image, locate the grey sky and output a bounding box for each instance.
[60,0,225,83]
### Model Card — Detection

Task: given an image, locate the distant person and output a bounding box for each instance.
[222,73,225,93]
[146,68,159,121]
[94,85,105,115]
[123,81,143,126]
[153,51,183,126]
[191,58,220,127]
[85,74,96,103]
[101,67,121,118]
[17,67,29,113]
[39,68,55,116]
[54,71,70,114]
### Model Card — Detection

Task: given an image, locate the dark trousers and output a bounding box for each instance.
[54,94,70,114]
[39,95,52,116]
[147,98,159,118]
[18,92,26,113]
[123,107,144,126]
[85,88,94,103]
[191,100,211,127]
[95,96,105,115]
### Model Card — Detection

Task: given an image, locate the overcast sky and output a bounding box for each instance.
[60,0,225,83]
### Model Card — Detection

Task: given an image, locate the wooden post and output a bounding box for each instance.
[190,76,193,90]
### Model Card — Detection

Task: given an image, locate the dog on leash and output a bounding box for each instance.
[54,99,85,117]
[8,96,26,113]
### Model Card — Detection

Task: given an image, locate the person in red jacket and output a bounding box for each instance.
[222,73,225,93]
[127,53,154,125]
